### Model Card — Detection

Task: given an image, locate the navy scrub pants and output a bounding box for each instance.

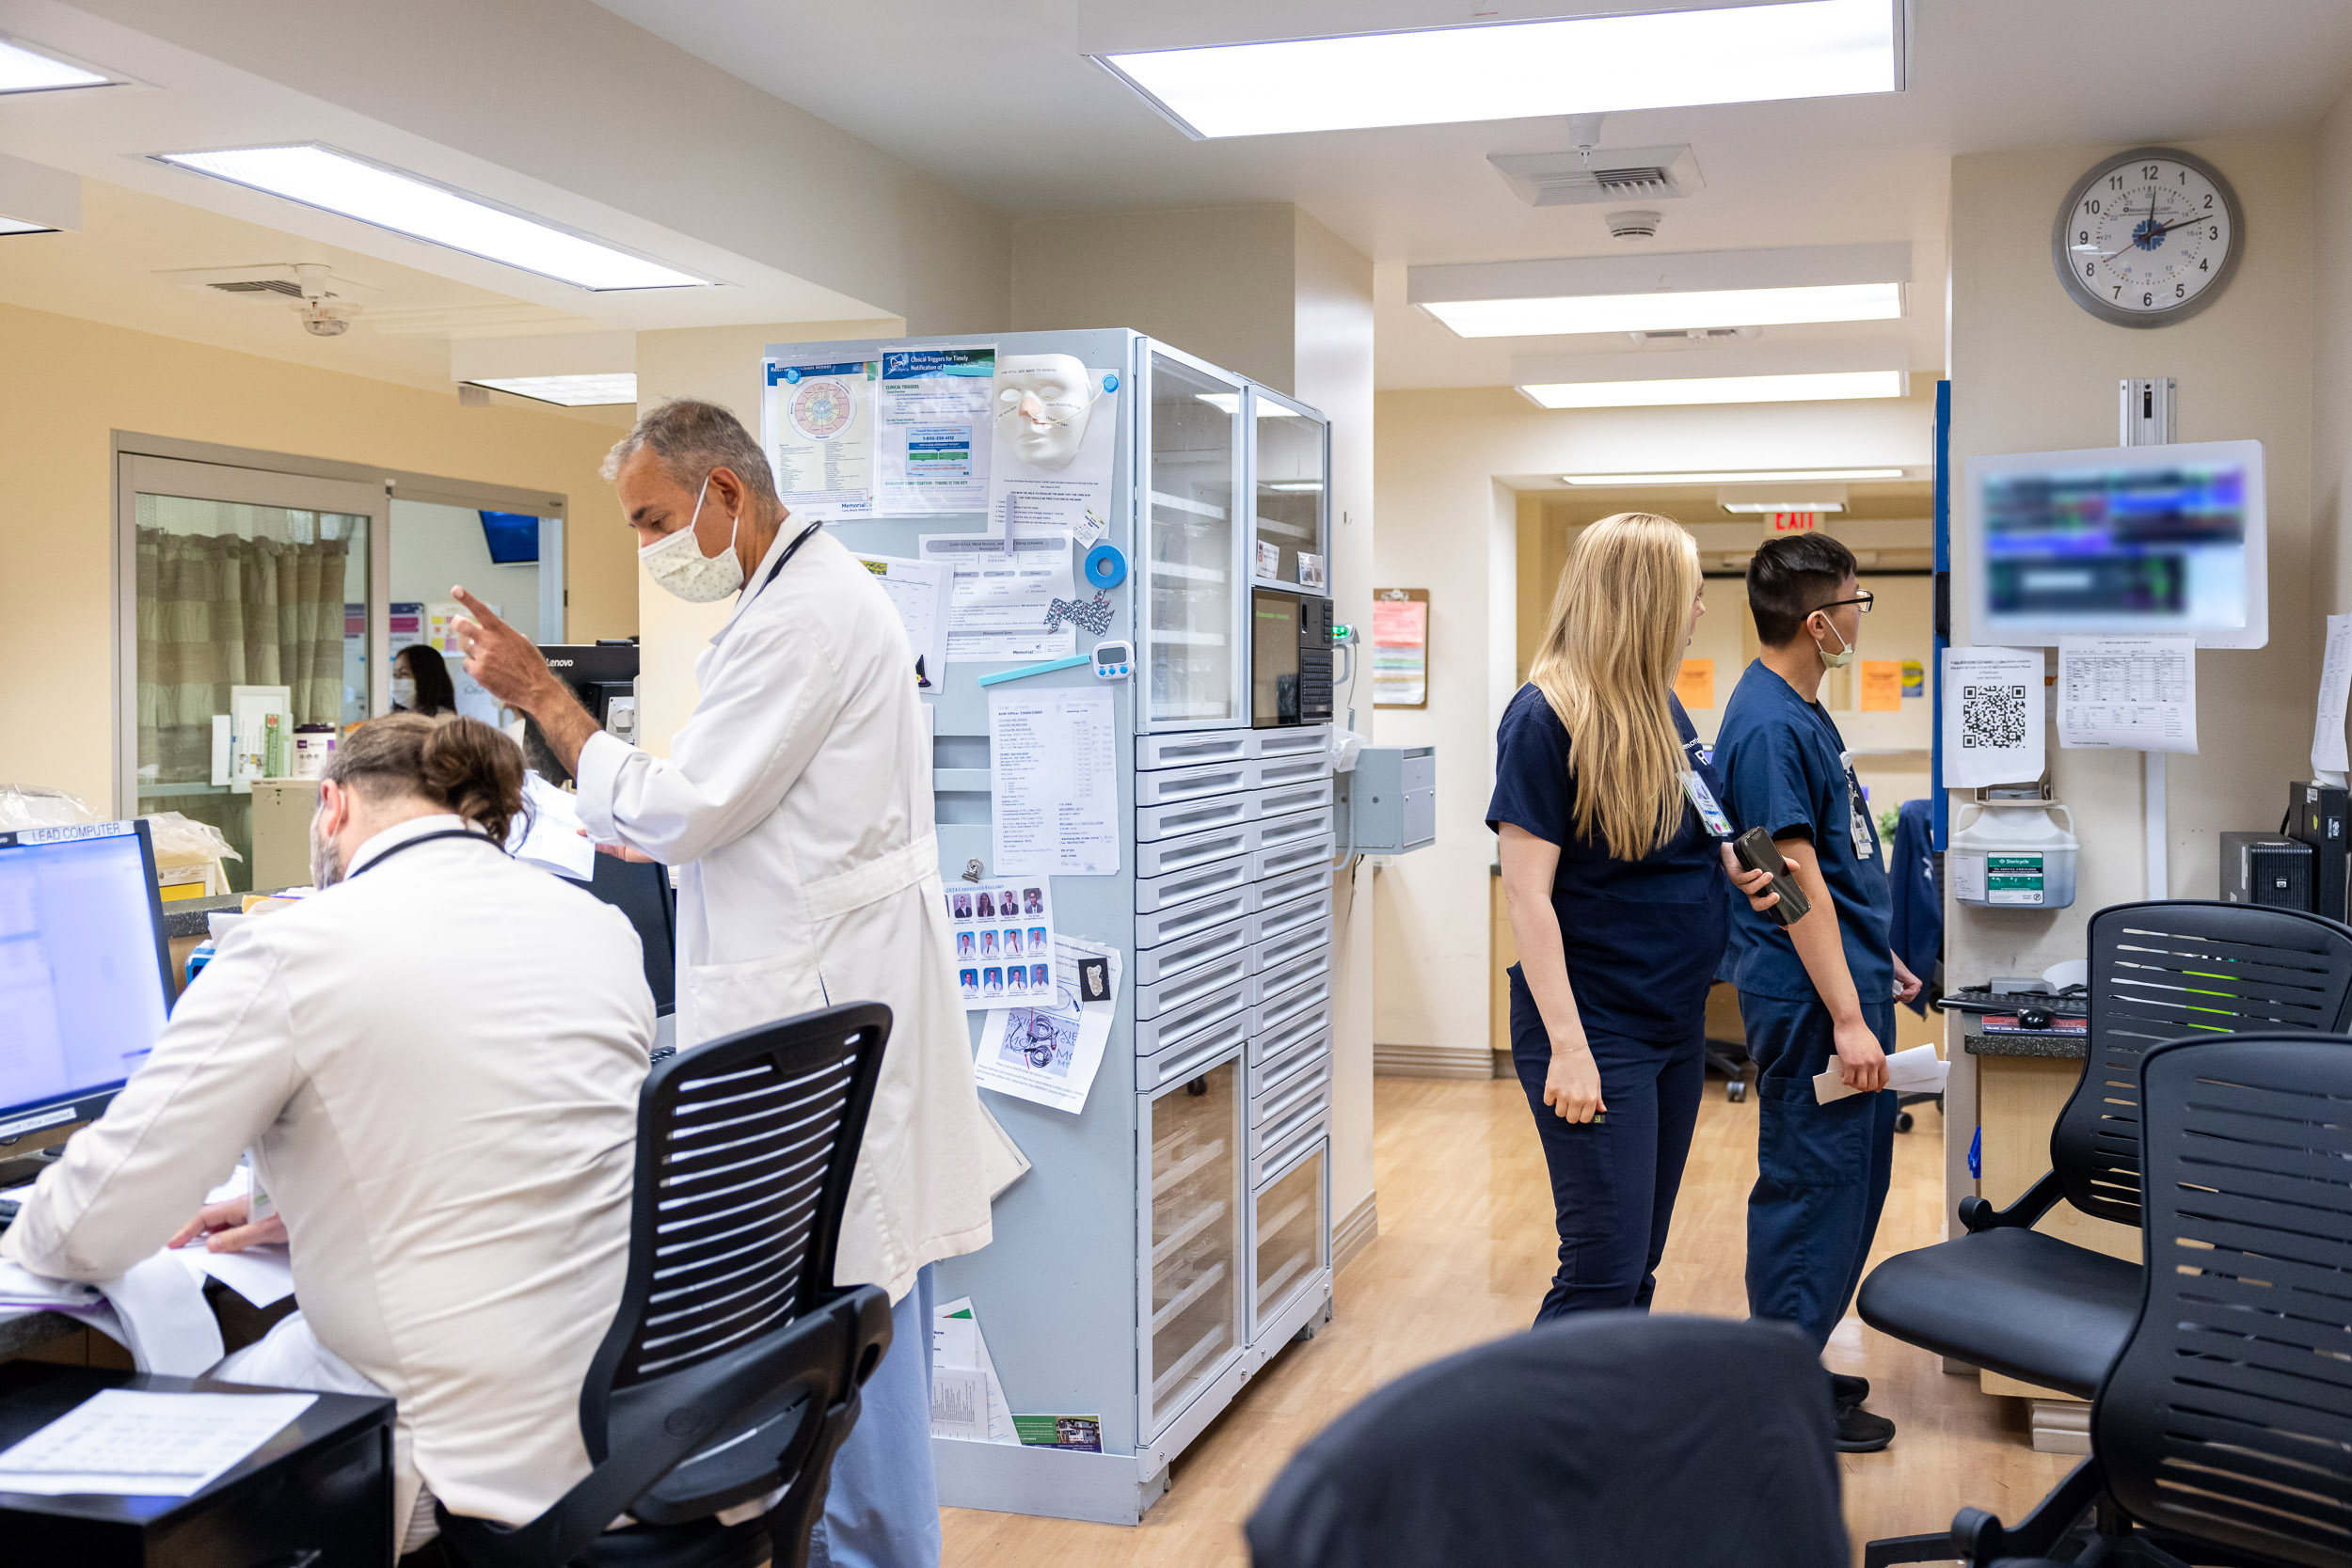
[1738,992,1899,1350]
[1508,971,1707,1323]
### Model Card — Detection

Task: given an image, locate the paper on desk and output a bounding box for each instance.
[508,772,596,881]
[2057,636,2197,753]
[989,688,1118,878]
[2314,614,2352,784]
[1814,1043,1949,1104]
[930,1296,1015,1445]
[0,1387,315,1497]
[172,1243,294,1308]
[974,935,1117,1114]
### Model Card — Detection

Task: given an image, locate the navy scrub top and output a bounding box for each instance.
[1714,659,1894,1005]
[1486,683,1730,1040]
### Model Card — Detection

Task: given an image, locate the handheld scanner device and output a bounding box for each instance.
[1732,827,1812,928]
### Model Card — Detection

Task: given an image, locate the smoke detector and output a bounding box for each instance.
[300,299,358,338]
[1605,209,1663,242]
[1487,143,1705,207]
[159,262,374,338]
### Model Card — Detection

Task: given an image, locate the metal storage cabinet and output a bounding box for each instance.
[787,329,1336,1526]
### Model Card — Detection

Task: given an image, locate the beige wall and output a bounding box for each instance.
[1371,388,1934,1056]
[1947,133,2316,988]
[0,299,635,812]
[2319,91,2352,621]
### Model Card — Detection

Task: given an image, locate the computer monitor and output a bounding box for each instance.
[1965,438,2268,648]
[0,821,173,1143]
[528,641,640,786]
[586,852,675,1017]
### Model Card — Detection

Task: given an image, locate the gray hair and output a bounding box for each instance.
[601,398,781,514]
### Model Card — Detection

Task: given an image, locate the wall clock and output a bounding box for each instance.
[2052,146,2242,327]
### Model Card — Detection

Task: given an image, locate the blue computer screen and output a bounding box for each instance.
[0,824,169,1125]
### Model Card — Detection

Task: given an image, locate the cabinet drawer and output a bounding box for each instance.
[1253,862,1330,911]
[1136,950,1252,1022]
[1253,725,1330,761]
[1250,832,1334,882]
[1136,792,1251,844]
[1136,731,1253,771]
[1249,776,1333,821]
[1254,804,1335,852]
[1133,978,1250,1058]
[1251,916,1330,976]
[1136,760,1252,807]
[1252,886,1333,947]
[1251,1056,1330,1129]
[1252,972,1334,1038]
[1136,822,1254,880]
[1253,942,1333,1005]
[1137,1021,1246,1091]
[1251,1026,1330,1099]
[1254,752,1333,791]
[1136,853,1251,914]
[1135,884,1257,949]
[1250,1096,1329,1165]
[1250,995,1333,1065]
[1132,914,1250,987]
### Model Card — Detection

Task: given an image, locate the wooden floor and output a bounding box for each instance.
[942,1075,2075,1567]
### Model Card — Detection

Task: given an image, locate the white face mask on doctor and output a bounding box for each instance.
[638,475,745,604]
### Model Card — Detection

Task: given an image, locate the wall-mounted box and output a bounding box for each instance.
[1336,746,1435,854]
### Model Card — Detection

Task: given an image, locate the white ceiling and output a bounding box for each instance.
[590,0,2352,388]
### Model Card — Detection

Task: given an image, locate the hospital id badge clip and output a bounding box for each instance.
[1683,770,1735,840]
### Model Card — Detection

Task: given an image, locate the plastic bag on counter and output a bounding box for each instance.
[0,784,95,832]
[142,811,245,900]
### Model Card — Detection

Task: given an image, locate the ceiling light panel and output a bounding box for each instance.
[1519,370,1906,409]
[0,34,113,94]
[1414,242,1909,339]
[467,373,639,407]
[1092,0,1901,139]
[1434,282,1901,338]
[1562,467,1905,485]
[1719,499,1847,513]
[154,146,707,292]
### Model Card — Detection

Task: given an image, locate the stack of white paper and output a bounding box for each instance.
[0,1388,315,1496]
[930,1296,1015,1445]
[1814,1043,1949,1104]
[507,772,597,882]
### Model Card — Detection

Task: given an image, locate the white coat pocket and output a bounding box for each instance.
[680,949,828,1045]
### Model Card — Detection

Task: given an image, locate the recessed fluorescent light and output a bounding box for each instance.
[1434,282,1902,339]
[0,34,114,94]
[1091,0,1900,139]
[1562,467,1905,485]
[1720,499,1847,514]
[153,145,707,292]
[466,373,638,407]
[1520,370,1906,409]
[1194,392,1300,416]
[0,217,57,236]
[1265,481,1324,492]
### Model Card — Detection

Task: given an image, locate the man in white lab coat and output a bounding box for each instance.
[453,398,1025,1568]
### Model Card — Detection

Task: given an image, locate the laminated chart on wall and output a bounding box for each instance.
[1942,646,2045,788]
[989,689,1119,878]
[876,345,994,514]
[946,880,1058,1011]
[919,535,1076,661]
[2057,635,2197,752]
[761,351,876,520]
[1372,590,1428,708]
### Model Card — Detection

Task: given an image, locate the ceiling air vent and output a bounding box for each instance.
[207,277,305,298]
[1487,144,1704,208]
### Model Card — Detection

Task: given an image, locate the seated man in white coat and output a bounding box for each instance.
[453,398,1025,1568]
[2,715,655,1561]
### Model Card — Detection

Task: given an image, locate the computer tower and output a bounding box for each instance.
[2286,781,2349,922]
[2220,832,2312,911]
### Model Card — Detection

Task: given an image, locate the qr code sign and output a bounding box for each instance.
[1961,682,2028,751]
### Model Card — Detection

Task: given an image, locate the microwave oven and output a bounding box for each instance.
[1251,589,1334,728]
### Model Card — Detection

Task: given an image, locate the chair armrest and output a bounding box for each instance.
[1957,1168,2062,1233]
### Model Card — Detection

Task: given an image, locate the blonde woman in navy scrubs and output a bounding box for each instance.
[1488,514,1775,1323]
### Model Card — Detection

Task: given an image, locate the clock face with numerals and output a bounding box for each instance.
[2054,147,2242,327]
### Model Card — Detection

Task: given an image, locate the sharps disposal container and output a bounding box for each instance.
[1949,796,2077,909]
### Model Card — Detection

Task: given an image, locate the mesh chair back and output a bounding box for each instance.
[582,1002,891,1455]
[2065,902,2352,1227]
[2095,1034,2352,1567]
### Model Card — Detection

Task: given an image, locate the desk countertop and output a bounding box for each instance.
[1963,1028,2088,1060]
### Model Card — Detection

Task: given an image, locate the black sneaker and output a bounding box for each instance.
[1835,1402,1896,1452]
[1829,1372,1870,1408]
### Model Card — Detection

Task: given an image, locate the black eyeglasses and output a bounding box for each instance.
[1812,591,1875,615]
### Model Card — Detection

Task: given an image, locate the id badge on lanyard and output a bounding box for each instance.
[1683,770,1735,840]
[1838,750,1873,856]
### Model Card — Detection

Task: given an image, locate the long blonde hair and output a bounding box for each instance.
[1527,513,1703,860]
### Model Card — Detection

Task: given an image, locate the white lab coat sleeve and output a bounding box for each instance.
[1,931,301,1282]
[573,613,851,864]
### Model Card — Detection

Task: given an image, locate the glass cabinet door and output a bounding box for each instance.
[1143,352,1246,728]
[1249,391,1327,589]
[1144,1056,1244,1434]
[1250,1139,1328,1336]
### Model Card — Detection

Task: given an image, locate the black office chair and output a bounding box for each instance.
[1900,1032,2352,1567]
[1246,1314,1847,1568]
[436,1004,898,1568]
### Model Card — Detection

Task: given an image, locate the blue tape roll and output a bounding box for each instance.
[1084,543,1127,590]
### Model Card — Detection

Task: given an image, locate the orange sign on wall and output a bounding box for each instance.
[1676,658,1716,710]
[1859,659,1903,712]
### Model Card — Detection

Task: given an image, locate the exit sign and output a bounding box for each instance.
[1770,512,1820,532]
